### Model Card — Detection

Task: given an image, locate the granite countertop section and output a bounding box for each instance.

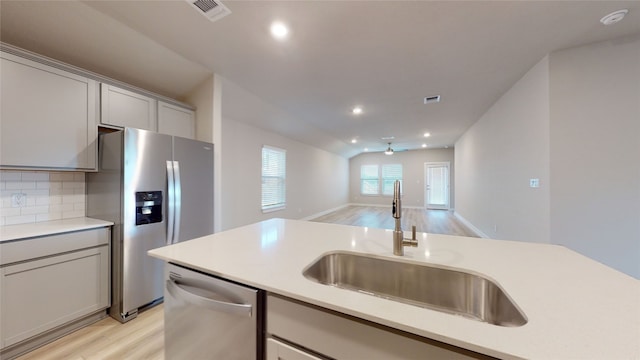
[148,218,640,359]
[0,217,113,242]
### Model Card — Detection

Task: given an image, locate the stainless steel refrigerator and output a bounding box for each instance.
[87,128,214,323]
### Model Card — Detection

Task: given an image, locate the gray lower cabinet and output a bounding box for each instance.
[0,227,110,359]
[0,47,98,171]
[266,294,494,360]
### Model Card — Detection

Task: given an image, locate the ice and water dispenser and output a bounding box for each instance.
[135,191,162,225]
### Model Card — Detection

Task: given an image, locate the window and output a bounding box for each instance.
[261,146,286,212]
[360,165,379,195]
[361,164,403,195]
[382,164,403,195]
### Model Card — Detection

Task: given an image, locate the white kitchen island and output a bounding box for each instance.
[148,218,640,359]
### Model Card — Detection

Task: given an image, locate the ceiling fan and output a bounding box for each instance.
[383,142,409,155]
[384,142,394,155]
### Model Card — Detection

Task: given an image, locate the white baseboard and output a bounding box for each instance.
[299,204,351,221]
[453,211,489,238]
[349,203,424,210]
[302,203,459,222]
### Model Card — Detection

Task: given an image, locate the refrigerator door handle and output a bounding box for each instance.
[166,160,175,245]
[172,161,182,244]
[166,280,253,317]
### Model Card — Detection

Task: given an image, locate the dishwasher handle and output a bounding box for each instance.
[166,279,253,317]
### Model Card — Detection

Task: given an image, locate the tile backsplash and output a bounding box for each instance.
[0,170,86,226]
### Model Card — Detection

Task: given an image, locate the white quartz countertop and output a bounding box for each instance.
[148,218,640,359]
[0,217,113,242]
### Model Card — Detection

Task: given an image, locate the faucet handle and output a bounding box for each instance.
[403,225,418,248]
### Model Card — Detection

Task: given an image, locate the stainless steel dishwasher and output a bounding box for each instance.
[164,263,264,359]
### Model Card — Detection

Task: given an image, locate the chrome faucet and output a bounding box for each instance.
[392,180,418,256]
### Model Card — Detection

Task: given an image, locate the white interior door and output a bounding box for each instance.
[424,162,450,210]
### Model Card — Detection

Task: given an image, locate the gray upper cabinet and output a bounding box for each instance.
[100,84,157,131]
[1,43,196,172]
[0,51,98,171]
[158,100,195,139]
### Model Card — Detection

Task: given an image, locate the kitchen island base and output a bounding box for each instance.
[267,294,495,360]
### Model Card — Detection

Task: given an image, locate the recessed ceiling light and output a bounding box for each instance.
[423,132,431,138]
[352,106,363,115]
[270,21,289,40]
[351,139,357,144]
[600,9,628,25]
[422,144,427,148]
[364,148,369,152]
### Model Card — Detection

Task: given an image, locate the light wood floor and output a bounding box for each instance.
[16,305,164,360]
[16,206,475,359]
[311,205,477,237]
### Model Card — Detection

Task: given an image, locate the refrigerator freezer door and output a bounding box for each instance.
[122,129,173,317]
[172,137,214,242]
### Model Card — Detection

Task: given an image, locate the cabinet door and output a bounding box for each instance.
[266,338,325,360]
[101,83,156,131]
[157,101,195,139]
[0,52,98,170]
[0,245,109,349]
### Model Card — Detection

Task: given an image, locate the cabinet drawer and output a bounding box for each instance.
[0,227,110,266]
[267,294,487,360]
[266,338,326,360]
[0,245,109,348]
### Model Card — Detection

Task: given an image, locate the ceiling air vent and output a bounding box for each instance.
[424,95,441,104]
[185,0,231,22]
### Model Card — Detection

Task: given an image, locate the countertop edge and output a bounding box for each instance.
[0,217,114,242]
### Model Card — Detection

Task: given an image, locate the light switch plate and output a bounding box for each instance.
[529,179,540,188]
[11,193,27,207]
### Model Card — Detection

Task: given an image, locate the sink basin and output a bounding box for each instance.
[302,251,527,327]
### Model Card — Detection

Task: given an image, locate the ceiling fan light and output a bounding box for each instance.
[384,142,394,155]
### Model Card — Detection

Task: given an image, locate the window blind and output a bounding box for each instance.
[261,146,286,211]
[360,164,379,195]
[382,164,403,195]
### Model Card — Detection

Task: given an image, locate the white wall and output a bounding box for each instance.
[218,77,348,231]
[184,75,214,143]
[184,74,222,232]
[349,148,455,208]
[549,35,640,278]
[455,35,640,278]
[455,56,550,243]
[185,75,349,232]
[220,117,349,230]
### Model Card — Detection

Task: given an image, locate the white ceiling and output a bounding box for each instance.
[2,1,639,158]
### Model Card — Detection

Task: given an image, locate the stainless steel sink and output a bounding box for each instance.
[302,251,527,327]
